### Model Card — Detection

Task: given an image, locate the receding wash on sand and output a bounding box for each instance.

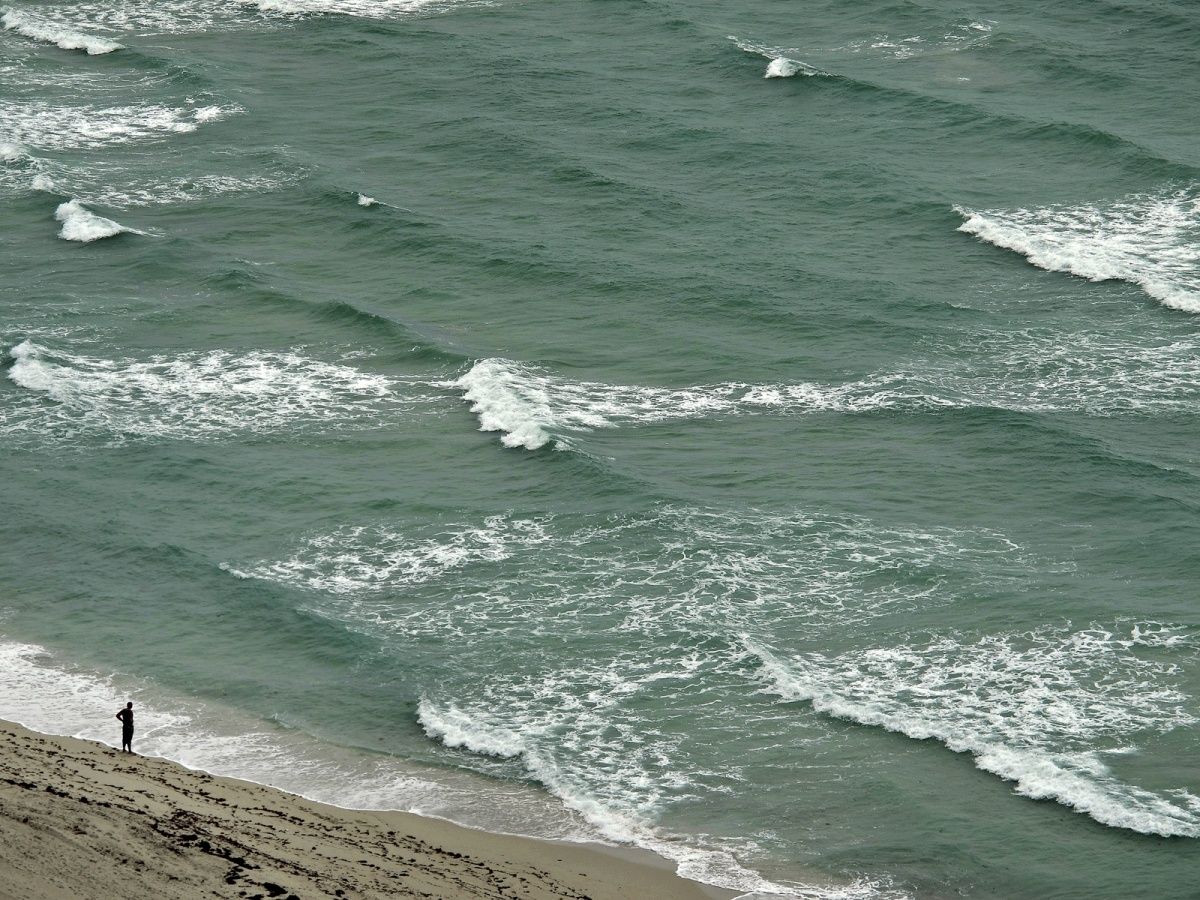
[2,0,1198,898]
[0,719,721,900]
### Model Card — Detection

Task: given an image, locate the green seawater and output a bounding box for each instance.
[2,1,1199,896]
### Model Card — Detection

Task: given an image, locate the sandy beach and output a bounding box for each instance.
[0,719,730,900]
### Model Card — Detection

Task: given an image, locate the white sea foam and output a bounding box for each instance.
[0,141,26,162]
[54,199,140,242]
[21,0,253,35]
[750,625,1200,837]
[1,7,122,54]
[5,340,411,443]
[922,328,1200,415]
[0,637,589,841]
[226,508,1022,640]
[956,191,1200,312]
[0,100,239,151]
[251,0,463,18]
[832,20,994,60]
[229,506,1024,897]
[418,699,892,899]
[451,358,934,449]
[38,168,292,207]
[223,515,552,594]
[454,329,1200,451]
[357,192,378,207]
[731,37,823,79]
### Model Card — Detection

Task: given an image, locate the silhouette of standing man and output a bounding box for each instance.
[115,702,134,754]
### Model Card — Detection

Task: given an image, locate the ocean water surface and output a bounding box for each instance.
[2,0,1199,896]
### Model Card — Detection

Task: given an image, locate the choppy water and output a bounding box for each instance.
[3,1,1199,896]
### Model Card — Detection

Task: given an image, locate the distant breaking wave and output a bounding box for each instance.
[749,625,1200,838]
[451,358,929,449]
[730,37,824,78]
[956,190,1200,312]
[452,347,1200,450]
[1,7,122,54]
[54,200,141,242]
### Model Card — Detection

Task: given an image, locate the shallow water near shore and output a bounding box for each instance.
[2,1,1199,897]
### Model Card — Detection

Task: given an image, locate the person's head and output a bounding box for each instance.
[126,702,133,709]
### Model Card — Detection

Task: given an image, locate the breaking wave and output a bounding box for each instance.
[54,199,141,242]
[1,6,122,54]
[0,141,26,163]
[4,340,414,444]
[418,699,896,899]
[750,625,1200,837]
[731,37,824,79]
[1,6,121,54]
[956,190,1200,312]
[451,358,930,449]
[230,505,1020,897]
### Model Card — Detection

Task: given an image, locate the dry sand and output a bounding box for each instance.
[0,719,732,900]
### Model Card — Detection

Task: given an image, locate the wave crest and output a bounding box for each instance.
[749,625,1200,837]
[731,37,824,79]
[451,358,929,450]
[1,7,122,54]
[956,190,1200,312]
[54,200,140,242]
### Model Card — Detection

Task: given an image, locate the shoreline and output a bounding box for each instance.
[0,718,735,900]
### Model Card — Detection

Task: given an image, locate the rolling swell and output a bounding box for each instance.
[729,37,1199,180]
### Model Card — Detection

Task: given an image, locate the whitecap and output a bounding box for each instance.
[357,193,378,207]
[5,340,416,443]
[418,698,887,898]
[730,37,824,79]
[1,6,122,54]
[749,625,1200,837]
[450,358,936,450]
[0,100,240,151]
[0,141,26,162]
[53,199,140,242]
[955,190,1200,312]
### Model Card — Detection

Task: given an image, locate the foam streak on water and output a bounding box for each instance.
[0,101,239,152]
[4,340,411,444]
[227,507,1021,896]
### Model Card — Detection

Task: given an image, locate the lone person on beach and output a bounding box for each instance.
[115,702,134,754]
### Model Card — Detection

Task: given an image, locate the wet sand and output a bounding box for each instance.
[0,719,732,900]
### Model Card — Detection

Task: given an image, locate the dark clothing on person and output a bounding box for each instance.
[116,706,134,753]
